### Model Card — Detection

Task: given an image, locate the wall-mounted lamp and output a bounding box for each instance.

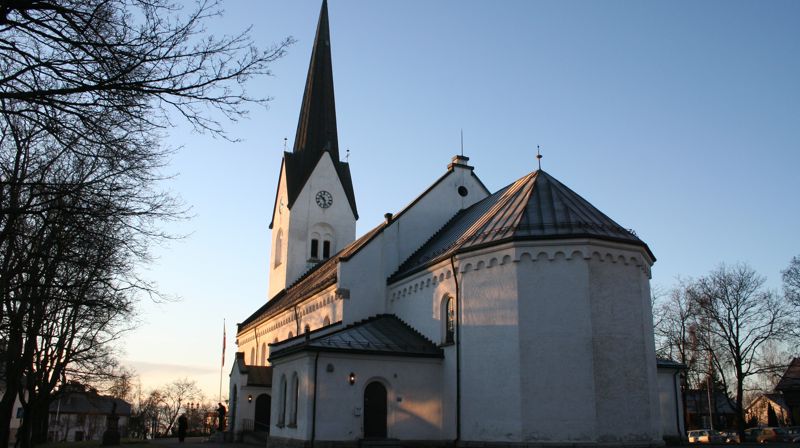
[348,372,356,385]
[247,394,253,403]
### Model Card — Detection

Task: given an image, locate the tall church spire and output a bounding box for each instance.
[293,0,339,160]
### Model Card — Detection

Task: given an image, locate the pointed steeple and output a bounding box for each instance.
[293,0,339,159]
[269,0,358,230]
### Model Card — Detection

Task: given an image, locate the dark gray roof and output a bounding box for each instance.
[776,358,800,391]
[269,0,357,228]
[657,358,687,370]
[270,314,443,360]
[50,391,131,416]
[391,170,653,281]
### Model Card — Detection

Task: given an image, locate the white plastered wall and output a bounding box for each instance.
[269,152,356,299]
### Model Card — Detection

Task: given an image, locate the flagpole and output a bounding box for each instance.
[219,318,225,404]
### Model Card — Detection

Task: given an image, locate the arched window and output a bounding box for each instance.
[304,324,311,334]
[289,373,299,427]
[274,229,283,267]
[273,337,279,344]
[278,375,287,427]
[250,347,256,365]
[443,296,455,344]
[288,331,294,339]
[323,316,331,326]
[260,343,267,366]
[309,223,335,261]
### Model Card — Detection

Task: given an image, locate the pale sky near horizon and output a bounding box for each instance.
[118,0,800,401]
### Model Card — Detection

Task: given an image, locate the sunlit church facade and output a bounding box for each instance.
[229,2,677,446]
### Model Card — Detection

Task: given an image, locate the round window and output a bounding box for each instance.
[457,186,468,197]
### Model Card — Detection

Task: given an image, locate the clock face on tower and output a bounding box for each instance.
[315,190,333,208]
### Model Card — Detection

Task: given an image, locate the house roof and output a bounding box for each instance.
[776,358,800,391]
[390,169,653,281]
[49,391,131,416]
[270,314,443,360]
[269,0,357,228]
[656,358,687,370]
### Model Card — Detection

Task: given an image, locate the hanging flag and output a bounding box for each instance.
[222,319,226,367]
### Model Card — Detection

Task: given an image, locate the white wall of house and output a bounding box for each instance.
[657,367,685,438]
[269,352,446,444]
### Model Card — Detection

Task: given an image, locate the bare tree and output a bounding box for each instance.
[159,379,202,436]
[654,281,705,388]
[689,263,792,436]
[0,1,292,446]
[783,255,800,308]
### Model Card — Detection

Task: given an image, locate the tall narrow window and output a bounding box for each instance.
[260,343,267,366]
[274,229,283,267]
[322,240,331,259]
[250,348,256,365]
[310,239,319,259]
[445,296,455,344]
[278,375,287,427]
[289,373,299,427]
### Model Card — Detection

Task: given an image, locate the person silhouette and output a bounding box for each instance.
[216,403,226,431]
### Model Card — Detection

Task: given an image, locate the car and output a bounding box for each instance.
[744,427,794,443]
[688,429,726,444]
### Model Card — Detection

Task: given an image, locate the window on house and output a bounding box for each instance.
[250,348,255,365]
[323,316,331,326]
[304,324,311,334]
[288,331,294,339]
[278,375,287,427]
[289,373,299,427]
[310,239,319,259]
[445,296,455,344]
[274,230,283,267]
[261,343,267,366]
[322,240,331,259]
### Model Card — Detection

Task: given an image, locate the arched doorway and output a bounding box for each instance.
[254,394,271,433]
[363,381,387,438]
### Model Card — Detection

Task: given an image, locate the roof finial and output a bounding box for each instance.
[346,148,350,162]
[283,137,287,151]
[460,129,464,157]
[536,145,543,171]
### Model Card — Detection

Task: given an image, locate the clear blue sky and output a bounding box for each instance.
[121,0,800,399]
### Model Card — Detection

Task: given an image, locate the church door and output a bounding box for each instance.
[363,381,387,438]
[254,394,271,432]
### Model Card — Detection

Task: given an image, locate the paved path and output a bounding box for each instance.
[149,437,255,448]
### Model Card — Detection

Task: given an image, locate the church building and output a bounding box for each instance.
[230,2,669,446]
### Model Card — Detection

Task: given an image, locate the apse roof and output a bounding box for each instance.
[390,169,653,281]
[269,314,443,360]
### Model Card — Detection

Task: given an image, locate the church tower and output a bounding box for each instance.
[268,0,357,299]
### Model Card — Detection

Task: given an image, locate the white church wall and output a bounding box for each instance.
[337,159,489,327]
[514,246,599,441]
[338,235,387,324]
[313,353,445,442]
[387,161,488,274]
[269,152,356,298]
[238,285,343,367]
[456,247,523,442]
[268,162,290,299]
[586,243,660,442]
[657,367,685,438]
[269,353,315,441]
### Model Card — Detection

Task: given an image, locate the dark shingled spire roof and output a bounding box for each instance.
[390,170,654,281]
[270,0,357,228]
[294,0,339,159]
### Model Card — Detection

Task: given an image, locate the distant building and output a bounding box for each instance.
[0,378,24,445]
[776,358,800,425]
[48,384,131,442]
[684,388,737,431]
[746,393,791,427]
[229,1,676,446]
